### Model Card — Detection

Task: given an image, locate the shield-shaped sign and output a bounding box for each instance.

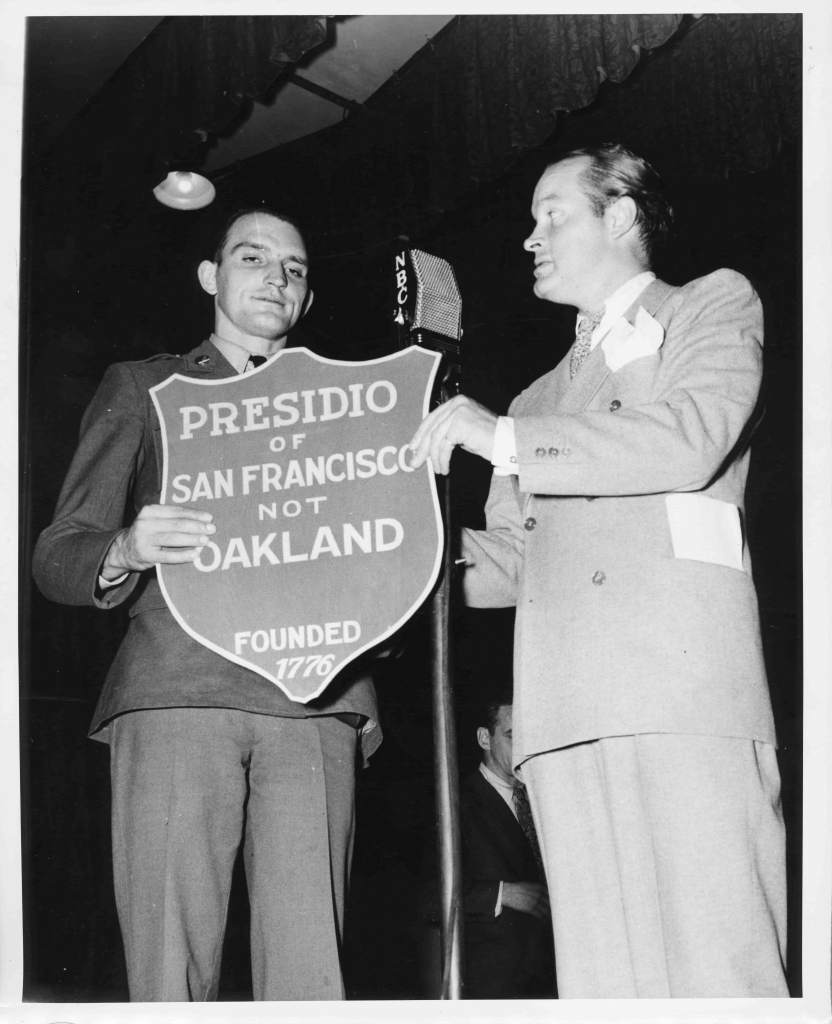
[150,345,442,702]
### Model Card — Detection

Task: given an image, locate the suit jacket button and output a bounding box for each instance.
[524,517,537,531]
[591,570,606,585]
[535,446,546,457]
[609,399,621,411]
[548,447,559,457]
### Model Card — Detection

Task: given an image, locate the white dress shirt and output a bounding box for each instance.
[479,761,519,819]
[210,332,273,374]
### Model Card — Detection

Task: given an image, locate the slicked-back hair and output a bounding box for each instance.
[478,696,513,735]
[554,143,674,262]
[212,206,306,265]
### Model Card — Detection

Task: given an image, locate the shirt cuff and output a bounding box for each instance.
[491,416,518,476]
[98,572,129,590]
[494,880,504,917]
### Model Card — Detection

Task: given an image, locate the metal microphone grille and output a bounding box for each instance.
[410,249,462,342]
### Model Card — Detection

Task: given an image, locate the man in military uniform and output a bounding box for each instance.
[33,208,379,1001]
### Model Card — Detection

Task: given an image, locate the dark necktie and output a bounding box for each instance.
[512,782,544,874]
[246,354,267,372]
[569,311,603,379]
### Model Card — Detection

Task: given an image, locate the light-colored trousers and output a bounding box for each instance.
[108,707,357,1001]
[523,733,789,998]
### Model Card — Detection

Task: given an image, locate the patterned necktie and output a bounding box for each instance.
[512,782,544,875]
[569,311,603,379]
[246,354,267,372]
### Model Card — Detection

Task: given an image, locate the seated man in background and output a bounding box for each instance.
[459,695,555,999]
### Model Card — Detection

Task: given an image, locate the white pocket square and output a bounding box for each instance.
[601,307,664,372]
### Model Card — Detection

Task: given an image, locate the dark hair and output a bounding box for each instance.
[478,695,513,735]
[554,143,674,261]
[212,205,306,264]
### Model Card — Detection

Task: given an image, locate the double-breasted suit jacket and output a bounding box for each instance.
[32,338,379,754]
[461,270,776,766]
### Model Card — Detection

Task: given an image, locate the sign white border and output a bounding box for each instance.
[149,345,443,702]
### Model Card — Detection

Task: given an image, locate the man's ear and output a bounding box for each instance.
[301,287,315,317]
[197,260,218,296]
[476,726,491,753]
[605,195,638,240]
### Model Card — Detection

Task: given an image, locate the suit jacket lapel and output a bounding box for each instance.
[470,772,532,875]
[560,343,609,412]
[558,277,677,413]
[626,277,676,322]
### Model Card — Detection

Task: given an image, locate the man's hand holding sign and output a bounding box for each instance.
[100,504,216,579]
[408,393,499,475]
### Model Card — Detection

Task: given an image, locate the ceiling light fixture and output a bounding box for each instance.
[153,170,216,210]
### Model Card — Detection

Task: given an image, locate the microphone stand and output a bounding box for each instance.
[392,240,464,998]
[413,329,465,1000]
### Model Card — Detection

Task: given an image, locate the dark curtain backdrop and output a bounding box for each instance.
[20,13,801,1000]
[30,16,328,198]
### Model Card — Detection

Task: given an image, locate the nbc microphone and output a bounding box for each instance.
[392,242,462,380]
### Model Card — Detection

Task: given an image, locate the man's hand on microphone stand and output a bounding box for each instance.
[409,394,498,475]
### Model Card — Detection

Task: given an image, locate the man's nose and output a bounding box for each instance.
[265,263,287,287]
[523,232,541,253]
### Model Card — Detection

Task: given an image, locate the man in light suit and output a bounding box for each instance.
[410,143,788,997]
[33,208,379,1001]
[459,697,555,999]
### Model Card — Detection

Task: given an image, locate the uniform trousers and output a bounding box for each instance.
[108,707,357,1001]
[523,733,788,998]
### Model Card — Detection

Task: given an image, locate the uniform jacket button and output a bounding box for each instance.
[591,570,606,585]
[524,517,537,531]
[548,447,559,457]
[609,399,621,411]
[535,446,546,457]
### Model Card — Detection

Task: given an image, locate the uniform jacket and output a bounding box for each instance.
[462,270,776,766]
[33,338,380,758]
[459,770,554,998]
